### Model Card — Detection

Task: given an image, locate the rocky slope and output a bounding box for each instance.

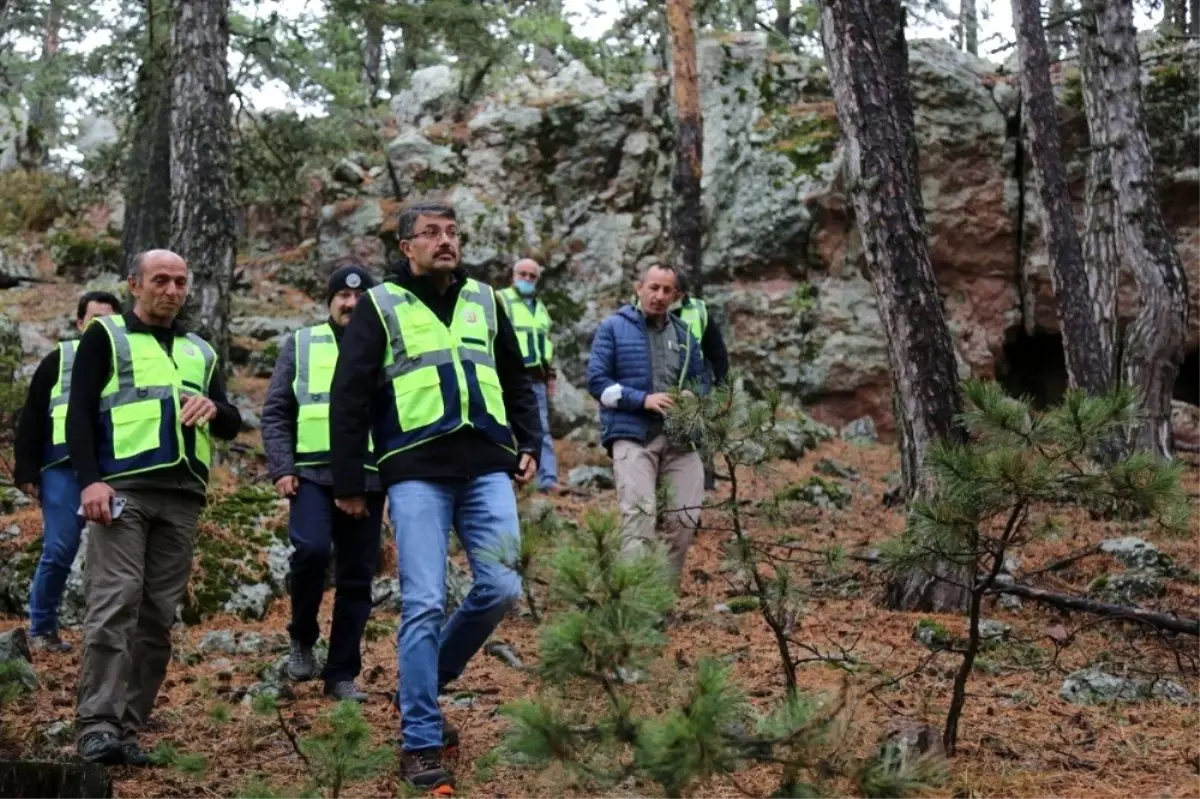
[310,33,1198,433]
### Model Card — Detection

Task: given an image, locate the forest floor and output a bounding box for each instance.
[1,435,1198,799]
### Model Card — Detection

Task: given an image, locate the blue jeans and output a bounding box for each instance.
[29,466,86,637]
[388,472,522,752]
[531,381,558,490]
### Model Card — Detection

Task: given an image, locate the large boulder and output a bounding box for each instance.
[311,34,1197,434]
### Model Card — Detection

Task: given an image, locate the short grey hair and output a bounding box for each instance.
[512,258,542,276]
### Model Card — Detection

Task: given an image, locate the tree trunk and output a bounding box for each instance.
[1190,0,1198,34]
[122,0,174,278]
[1076,5,1119,389]
[666,0,704,296]
[1047,0,1067,58]
[361,11,383,104]
[738,0,759,30]
[1096,0,1190,457]
[775,0,792,38]
[819,0,970,611]
[0,761,112,798]
[20,0,63,168]
[959,0,978,54]
[1012,0,1112,396]
[170,0,236,367]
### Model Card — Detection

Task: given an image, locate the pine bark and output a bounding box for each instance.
[775,0,792,38]
[820,0,970,611]
[666,0,704,296]
[361,10,383,103]
[170,0,236,366]
[1012,0,1112,396]
[1076,8,1119,388]
[20,0,63,167]
[1095,0,1190,457]
[122,0,174,277]
[1047,0,1068,58]
[960,0,978,55]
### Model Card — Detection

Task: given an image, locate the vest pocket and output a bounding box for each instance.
[110,398,164,460]
[474,366,508,426]
[297,403,331,453]
[394,367,445,431]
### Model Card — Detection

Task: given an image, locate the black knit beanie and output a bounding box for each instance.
[327,264,377,304]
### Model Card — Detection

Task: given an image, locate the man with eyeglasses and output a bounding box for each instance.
[329,201,542,792]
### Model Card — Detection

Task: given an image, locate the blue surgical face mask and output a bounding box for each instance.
[514,279,537,297]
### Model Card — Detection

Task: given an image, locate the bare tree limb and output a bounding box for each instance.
[991,582,1200,635]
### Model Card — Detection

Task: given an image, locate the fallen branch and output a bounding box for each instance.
[990,583,1200,636]
[484,641,524,669]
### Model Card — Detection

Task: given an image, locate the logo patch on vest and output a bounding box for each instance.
[464,310,478,324]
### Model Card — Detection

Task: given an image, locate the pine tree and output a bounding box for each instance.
[881,379,1189,754]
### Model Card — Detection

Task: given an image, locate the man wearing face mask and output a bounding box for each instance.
[261,263,382,703]
[497,258,559,493]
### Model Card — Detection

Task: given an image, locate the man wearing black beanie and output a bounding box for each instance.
[261,261,382,702]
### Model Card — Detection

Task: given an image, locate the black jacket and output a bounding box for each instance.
[13,348,62,485]
[330,263,542,496]
[67,310,241,496]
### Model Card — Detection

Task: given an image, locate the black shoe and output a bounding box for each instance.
[323,680,367,702]
[120,740,151,767]
[401,747,455,792]
[78,731,124,765]
[31,632,71,653]
[287,640,316,681]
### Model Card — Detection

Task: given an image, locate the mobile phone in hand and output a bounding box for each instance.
[76,495,127,520]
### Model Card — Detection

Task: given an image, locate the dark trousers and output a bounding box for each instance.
[287,479,384,683]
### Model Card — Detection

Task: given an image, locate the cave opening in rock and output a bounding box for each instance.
[1174,347,1199,406]
[997,329,1068,409]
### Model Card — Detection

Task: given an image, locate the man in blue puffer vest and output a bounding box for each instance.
[586,262,709,581]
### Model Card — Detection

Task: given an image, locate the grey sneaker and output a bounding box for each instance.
[31,632,71,653]
[323,680,367,702]
[287,640,316,681]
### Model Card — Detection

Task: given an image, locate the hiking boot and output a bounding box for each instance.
[323,680,367,702]
[401,747,455,793]
[120,739,151,767]
[287,640,316,681]
[31,632,71,653]
[78,731,124,765]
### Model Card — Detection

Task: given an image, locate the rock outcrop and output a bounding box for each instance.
[304,33,1197,435]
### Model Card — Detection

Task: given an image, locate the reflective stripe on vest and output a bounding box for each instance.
[293,323,377,470]
[42,340,77,470]
[678,298,708,341]
[94,315,217,485]
[368,279,515,462]
[498,288,553,369]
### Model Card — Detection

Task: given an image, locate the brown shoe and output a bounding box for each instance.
[401,747,455,793]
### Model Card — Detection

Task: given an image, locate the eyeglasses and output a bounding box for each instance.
[411,227,459,241]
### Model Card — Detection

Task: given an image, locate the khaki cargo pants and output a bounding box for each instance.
[75,488,203,744]
[612,434,704,579]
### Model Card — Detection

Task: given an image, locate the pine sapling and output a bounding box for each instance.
[881,379,1189,754]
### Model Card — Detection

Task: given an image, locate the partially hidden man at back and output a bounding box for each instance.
[672,274,729,491]
[261,263,383,703]
[497,257,560,492]
[14,291,122,652]
[587,262,709,581]
[330,202,542,792]
[67,250,241,766]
